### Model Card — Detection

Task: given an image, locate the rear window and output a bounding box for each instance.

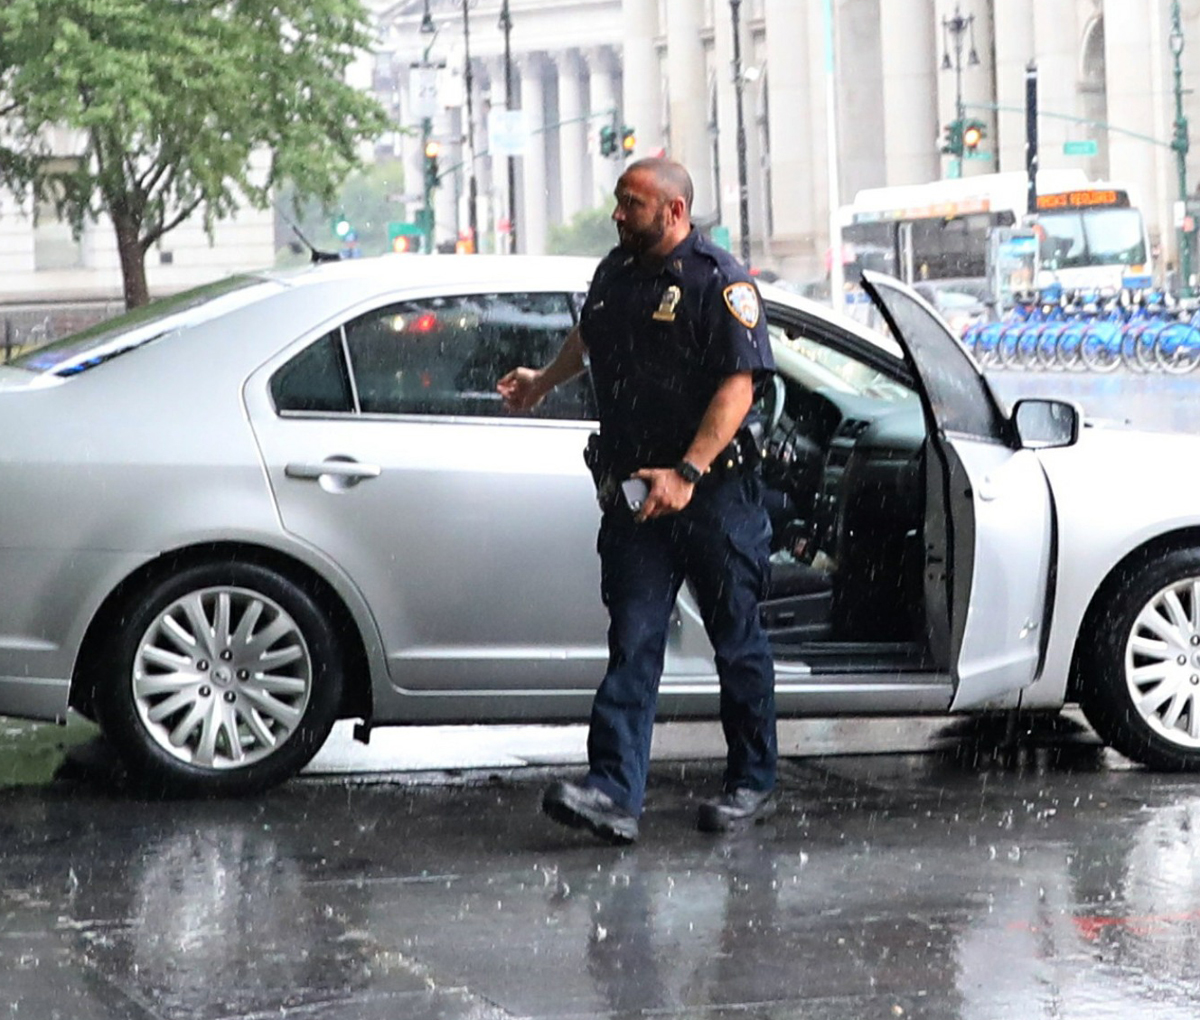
[9,275,278,377]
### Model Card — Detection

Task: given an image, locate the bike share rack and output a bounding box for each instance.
[960,288,1200,373]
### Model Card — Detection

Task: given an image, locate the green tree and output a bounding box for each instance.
[0,0,389,307]
[547,205,618,256]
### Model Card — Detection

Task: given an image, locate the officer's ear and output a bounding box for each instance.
[666,194,687,223]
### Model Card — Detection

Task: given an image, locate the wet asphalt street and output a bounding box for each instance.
[4,716,1200,1019]
[4,367,1200,1019]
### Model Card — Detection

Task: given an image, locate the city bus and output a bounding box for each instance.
[839,170,1153,297]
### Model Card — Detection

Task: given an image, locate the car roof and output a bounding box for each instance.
[241,253,908,371]
[254,254,602,294]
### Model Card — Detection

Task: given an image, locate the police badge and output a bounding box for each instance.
[723,282,761,328]
[652,285,682,321]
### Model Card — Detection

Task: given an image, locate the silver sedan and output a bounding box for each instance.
[2,256,1198,794]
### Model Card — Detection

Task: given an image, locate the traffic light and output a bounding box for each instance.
[620,125,635,157]
[423,139,441,190]
[332,212,352,240]
[962,118,986,154]
[941,118,964,158]
[598,124,616,157]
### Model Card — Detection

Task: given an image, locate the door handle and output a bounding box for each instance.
[285,459,382,482]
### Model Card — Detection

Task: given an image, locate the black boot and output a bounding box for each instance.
[543,780,639,845]
[697,787,777,832]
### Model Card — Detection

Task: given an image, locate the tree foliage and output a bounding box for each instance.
[0,0,389,306]
[547,205,619,257]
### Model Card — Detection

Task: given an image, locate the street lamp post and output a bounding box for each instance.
[729,0,752,266]
[461,0,478,253]
[1171,0,1192,297]
[419,1,438,255]
[941,4,979,179]
[499,0,516,254]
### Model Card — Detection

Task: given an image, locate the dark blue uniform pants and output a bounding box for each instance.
[586,471,777,816]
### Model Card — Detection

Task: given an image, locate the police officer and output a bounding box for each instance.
[497,158,776,844]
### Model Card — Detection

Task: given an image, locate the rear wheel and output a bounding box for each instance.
[1079,547,1200,771]
[95,561,344,796]
[1080,331,1121,372]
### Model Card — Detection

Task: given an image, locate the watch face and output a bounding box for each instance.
[676,460,702,484]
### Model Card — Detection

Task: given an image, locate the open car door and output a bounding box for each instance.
[860,271,1054,709]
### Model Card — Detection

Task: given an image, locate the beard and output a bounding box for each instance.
[617,206,668,254]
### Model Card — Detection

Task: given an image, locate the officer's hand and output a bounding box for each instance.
[497,367,546,412]
[633,467,694,521]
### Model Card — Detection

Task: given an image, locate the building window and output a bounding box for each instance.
[33,160,84,271]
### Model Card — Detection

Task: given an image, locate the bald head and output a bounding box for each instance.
[612,158,695,258]
[624,158,694,215]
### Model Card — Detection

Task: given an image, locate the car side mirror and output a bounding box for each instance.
[1013,398,1081,449]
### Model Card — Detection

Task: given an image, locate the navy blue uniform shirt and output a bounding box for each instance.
[579,229,774,478]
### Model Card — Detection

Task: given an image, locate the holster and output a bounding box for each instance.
[583,432,606,487]
[584,432,618,506]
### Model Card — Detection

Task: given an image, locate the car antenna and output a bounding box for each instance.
[287,221,342,264]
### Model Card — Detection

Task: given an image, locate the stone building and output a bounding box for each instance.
[380,0,1200,287]
[3,0,1197,315]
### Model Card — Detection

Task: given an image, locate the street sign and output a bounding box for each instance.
[409,65,439,119]
[488,109,528,157]
[1063,139,1098,157]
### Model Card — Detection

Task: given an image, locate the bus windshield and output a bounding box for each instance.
[1038,207,1147,270]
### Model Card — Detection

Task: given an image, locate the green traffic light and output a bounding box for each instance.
[942,118,965,158]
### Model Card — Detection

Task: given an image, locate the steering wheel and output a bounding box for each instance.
[763,373,787,437]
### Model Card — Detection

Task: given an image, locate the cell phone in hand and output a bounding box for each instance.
[621,478,650,513]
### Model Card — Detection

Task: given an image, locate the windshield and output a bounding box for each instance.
[769,321,918,405]
[8,275,276,377]
[1038,207,1147,269]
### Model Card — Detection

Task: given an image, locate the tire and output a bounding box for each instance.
[1156,326,1200,375]
[1080,332,1121,373]
[94,561,344,796]
[1078,547,1200,771]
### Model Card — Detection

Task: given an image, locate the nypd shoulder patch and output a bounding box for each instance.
[723,282,761,328]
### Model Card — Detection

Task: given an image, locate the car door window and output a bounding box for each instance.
[271,331,355,414]
[861,271,1004,440]
[342,291,592,420]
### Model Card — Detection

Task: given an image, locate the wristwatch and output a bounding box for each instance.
[674,459,704,485]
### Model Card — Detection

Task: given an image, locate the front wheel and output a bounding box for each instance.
[94,561,345,796]
[1079,547,1200,771]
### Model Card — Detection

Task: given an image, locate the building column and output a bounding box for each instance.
[585,47,620,208]
[1028,0,1080,171]
[992,0,1034,175]
[663,0,712,217]
[621,0,663,160]
[483,56,515,254]
[880,0,938,186]
[762,0,821,280]
[518,52,549,255]
[1104,0,1171,265]
[554,50,588,220]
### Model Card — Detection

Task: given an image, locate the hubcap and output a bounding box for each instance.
[132,586,312,769]
[1125,577,1200,748]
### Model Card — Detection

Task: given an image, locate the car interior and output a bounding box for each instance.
[753,309,934,674]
